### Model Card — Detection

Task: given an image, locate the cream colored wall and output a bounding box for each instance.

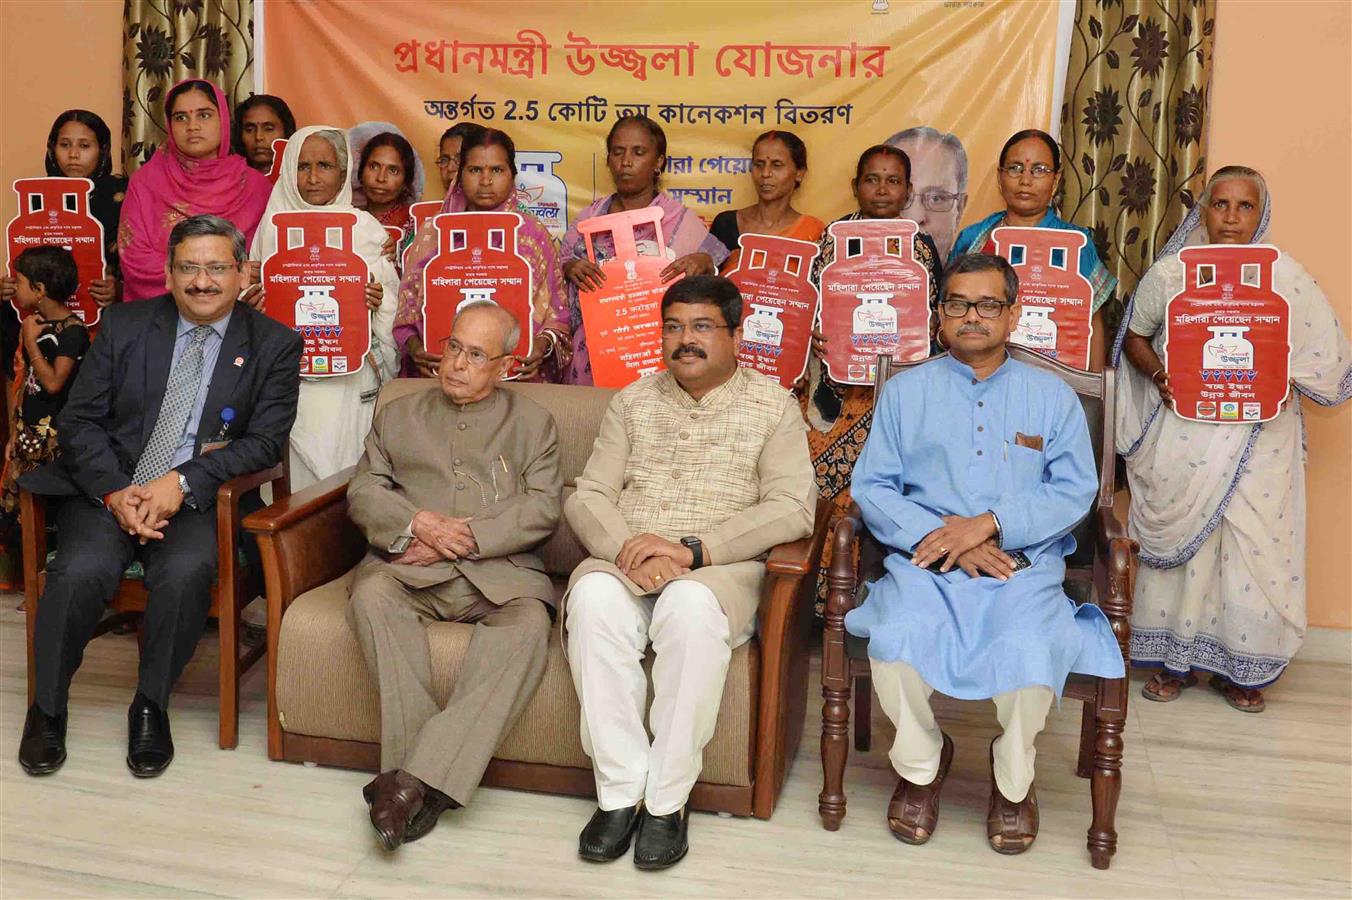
[0,0,124,228]
[1209,0,1352,628]
[0,0,1347,626]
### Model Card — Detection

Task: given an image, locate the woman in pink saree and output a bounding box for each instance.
[117,79,272,302]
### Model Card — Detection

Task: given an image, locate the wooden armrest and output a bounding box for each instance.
[1095,504,1135,551]
[766,537,813,575]
[242,466,356,535]
[824,506,864,618]
[216,463,286,520]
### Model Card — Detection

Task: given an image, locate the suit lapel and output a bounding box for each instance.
[139,298,180,449]
[197,306,252,447]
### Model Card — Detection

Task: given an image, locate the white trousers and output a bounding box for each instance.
[869,658,1053,802]
[566,571,751,816]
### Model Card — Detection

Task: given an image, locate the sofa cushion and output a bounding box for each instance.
[276,569,756,788]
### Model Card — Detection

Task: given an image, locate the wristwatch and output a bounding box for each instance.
[680,536,705,569]
[177,472,197,510]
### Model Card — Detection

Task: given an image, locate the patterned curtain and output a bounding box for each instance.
[122,0,255,174]
[1059,0,1216,329]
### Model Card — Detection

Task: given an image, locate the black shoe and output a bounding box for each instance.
[403,786,459,843]
[18,703,67,776]
[633,806,689,870]
[126,693,173,777]
[578,804,642,862]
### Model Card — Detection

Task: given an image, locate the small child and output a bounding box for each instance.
[1,246,90,514]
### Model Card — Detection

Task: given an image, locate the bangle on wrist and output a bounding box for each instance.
[1150,367,1164,383]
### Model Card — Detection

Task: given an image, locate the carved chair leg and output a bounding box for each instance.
[1086,709,1124,869]
[853,674,872,752]
[218,594,239,750]
[1076,699,1096,778]
[819,682,850,830]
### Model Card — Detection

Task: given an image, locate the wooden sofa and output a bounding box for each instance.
[242,378,830,818]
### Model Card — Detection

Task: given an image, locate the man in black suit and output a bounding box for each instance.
[18,214,302,778]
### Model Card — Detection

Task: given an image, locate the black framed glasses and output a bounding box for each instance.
[940,299,1013,319]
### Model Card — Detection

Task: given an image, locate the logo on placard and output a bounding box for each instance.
[847,363,867,381]
[295,285,340,326]
[312,356,329,374]
[332,357,348,374]
[624,259,638,282]
[1219,401,1240,420]
[299,356,310,373]
[1243,402,1262,421]
[309,244,321,261]
[1196,400,1216,419]
[516,150,567,238]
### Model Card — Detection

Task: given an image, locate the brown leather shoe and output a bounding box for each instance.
[886,732,955,845]
[363,769,426,851]
[986,738,1039,854]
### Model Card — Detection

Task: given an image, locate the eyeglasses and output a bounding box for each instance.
[999,163,1057,179]
[904,189,964,213]
[661,321,734,337]
[435,156,455,167]
[940,299,1013,319]
[443,337,511,368]
[173,262,237,279]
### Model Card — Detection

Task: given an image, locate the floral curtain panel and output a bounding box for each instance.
[122,0,254,174]
[1059,0,1216,329]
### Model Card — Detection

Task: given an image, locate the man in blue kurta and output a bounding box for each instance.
[846,253,1124,854]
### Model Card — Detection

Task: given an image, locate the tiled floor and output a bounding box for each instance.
[1,600,1348,898]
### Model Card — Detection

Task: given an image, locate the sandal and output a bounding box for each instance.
[1210,677,1266,713]
[1141,671,1198,702]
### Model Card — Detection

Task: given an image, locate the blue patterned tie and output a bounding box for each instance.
[132,325,213,484]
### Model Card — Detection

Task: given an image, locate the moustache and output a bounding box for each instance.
[956,324,990,336]
[671,345,707,360]
[186,286,222,296]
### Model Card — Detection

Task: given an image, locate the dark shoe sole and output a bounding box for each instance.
[634,845,688,871]
[579,837,634,863]
[19,752,66,776]
[888,826,932,846]
[126,755,172,777]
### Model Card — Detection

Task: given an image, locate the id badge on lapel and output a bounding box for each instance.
[202,406,236,454]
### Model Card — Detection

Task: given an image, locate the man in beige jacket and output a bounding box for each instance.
[346,301,561,851]
[565,276,816,870]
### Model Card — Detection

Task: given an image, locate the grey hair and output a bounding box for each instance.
[1201,164,1267,209]
[308,128,349,173]
[456,300,520,355]
[167,214,247,264]
[885,125,969,191]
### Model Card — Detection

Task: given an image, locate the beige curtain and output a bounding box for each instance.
[1059,0,1216,329]
[122,0,255,174]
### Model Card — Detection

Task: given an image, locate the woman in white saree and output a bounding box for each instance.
[248,126,400,489]
[1115,166,1351,712]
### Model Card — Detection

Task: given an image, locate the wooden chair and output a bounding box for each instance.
[20,465,289,749]
[817,347,1137,869]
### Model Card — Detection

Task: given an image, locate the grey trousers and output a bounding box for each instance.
[348,564,550,806]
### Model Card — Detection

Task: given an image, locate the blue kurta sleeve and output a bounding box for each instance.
[851,379,946,552]
[989,383,1098,551]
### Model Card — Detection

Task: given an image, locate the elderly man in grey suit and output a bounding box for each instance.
[346,301,561,851]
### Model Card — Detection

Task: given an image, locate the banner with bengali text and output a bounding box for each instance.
[263,0,1061,258]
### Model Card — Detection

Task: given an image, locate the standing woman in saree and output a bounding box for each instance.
[118,79,273,302]
[395,128,572,382]
[246,126,400,490]
[710,130,825,272]
[560,115,728,385]
[802,144,943,610]
[1117,165,1351,711]
[349,122,426,240]
[949,128,1115,370]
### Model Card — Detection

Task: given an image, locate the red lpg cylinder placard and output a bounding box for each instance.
[817,218,931,385]
[727,233,820,388]
[402,200,444,273]
[420,211,533,375]
[577,207,674,388]
[990,226,1094,370]
[6,177,107,326]
[261,211,372,377]
[1163,244,1290,424]
[264,138,288,185]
